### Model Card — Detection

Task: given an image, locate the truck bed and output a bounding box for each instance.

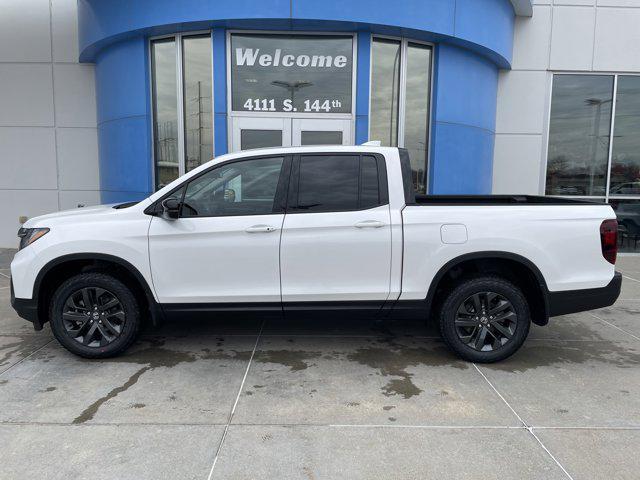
[412,194,599,206]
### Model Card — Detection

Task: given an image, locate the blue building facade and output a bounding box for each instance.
[77,0,532,203]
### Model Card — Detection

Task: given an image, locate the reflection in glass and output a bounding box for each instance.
[151,39,179,189]
[360,155,380,209]
[370,38,401,147]
[610,199,640,253]
[231,34,353,113]
[301,131,343,145]
[404,43,431,194]
[546,75,614,196]
[298,155,360,212]
[183,35,213,173]
[610,76,640,196]
[182,157,284,217]
[240,129,282,150]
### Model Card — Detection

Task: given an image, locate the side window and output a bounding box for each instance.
[360,155,380,209]
[298,155,359,212]
[181,156,284,217]
[295,154,384,213]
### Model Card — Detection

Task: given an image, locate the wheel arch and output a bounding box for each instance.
[425,251,550,326]
[33,253,162,329]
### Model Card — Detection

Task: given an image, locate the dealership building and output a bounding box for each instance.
[2,0,640,252]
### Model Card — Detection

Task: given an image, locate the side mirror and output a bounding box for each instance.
[160,198,181,220]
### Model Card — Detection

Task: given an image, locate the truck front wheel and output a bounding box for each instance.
[439,276,531,363]
[49,272,141,358]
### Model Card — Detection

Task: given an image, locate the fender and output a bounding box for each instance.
[32,253,163,327]
[428,251,550,324]
[387,251,550,325]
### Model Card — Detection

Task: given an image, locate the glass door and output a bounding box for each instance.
[231,117,291,151]
[231,117,351,152]
[292,118,352,146]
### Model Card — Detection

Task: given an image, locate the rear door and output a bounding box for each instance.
[280,153,392,305]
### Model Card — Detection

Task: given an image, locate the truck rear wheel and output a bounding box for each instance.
[49,272,141,358]
[439,276,530,363]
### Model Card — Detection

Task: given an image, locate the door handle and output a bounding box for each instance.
[354,220,386,229]
[245,225,278,233]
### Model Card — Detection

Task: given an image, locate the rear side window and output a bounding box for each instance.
[398,148,416,204]
[360,155,380,209]
[293,154,385,213]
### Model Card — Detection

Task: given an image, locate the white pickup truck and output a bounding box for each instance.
[10,146,622,362]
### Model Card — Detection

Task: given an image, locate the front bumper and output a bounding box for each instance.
[547,272,622,317]
[10,280,42,330]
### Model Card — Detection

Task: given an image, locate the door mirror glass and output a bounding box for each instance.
[161,197,182,220]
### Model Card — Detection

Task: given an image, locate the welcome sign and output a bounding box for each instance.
[230,34,353,113]
[235,48,349,69]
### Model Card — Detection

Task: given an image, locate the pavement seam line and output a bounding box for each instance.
[0,271,9,279]
[472,364,528,427]
[0,338,54,377]
[205,320,265,480]
[621,274,640,284]
[588,311,640,342]
[472,364,575,480]
[528,427,576,480]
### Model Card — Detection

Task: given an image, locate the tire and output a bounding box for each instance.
[439,276,531,363]
[49,272,141,358]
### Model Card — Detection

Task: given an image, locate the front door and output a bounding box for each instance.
[231,117,351,152]
[148,155,288,304]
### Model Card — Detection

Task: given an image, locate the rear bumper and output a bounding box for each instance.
[547,272,622,317]
[10,280,43,330]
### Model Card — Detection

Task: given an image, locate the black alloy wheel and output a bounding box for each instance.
[439,276,531,363]
[50,272,141,358]
[62,287,126,347]
[454,291,517,352]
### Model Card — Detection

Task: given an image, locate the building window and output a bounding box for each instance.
[546,75,613,198]
[546,74,640,252]
[230,33,353,114]
[370,37,432,194]
[151,33,213,189]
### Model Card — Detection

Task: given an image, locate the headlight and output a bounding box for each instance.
[17,228,49,250]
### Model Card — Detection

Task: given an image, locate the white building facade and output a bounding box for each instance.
[1,0,639,253]
[1,0,99,247]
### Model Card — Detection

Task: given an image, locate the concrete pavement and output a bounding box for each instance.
[1,250,639,479]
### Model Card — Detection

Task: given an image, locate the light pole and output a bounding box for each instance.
[585,97,612,196]
[271,80,313,109]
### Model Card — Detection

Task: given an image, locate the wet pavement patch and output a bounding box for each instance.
[72,365,153,423]
[487,340,640,373]
[346,339,465,399]
[69,337,252,424]
[253,349,322,372]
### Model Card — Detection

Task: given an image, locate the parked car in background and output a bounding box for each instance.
[610,182,640,196]
[10,146,621,362]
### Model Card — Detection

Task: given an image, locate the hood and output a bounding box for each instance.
[23,204,121,227]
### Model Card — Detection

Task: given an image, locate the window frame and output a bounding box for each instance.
[286,152,389,214]
[544,72,640,203]
[149,31,214,190]
[145,153,292,218]
[369,35,434,194]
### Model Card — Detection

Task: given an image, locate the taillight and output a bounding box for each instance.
[600,219,618,265]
